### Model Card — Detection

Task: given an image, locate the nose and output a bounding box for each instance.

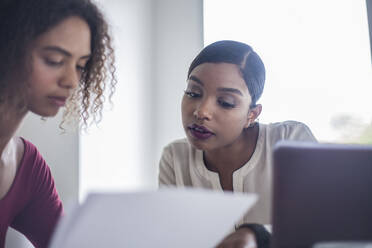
[59,65,80,90]
[193,99,213,121]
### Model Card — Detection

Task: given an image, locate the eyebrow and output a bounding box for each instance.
[42,46,91,59]
[188,75,243,96]
[217,87,243,96]
[189,75,203,85]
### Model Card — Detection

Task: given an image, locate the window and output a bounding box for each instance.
[204,0,372,143]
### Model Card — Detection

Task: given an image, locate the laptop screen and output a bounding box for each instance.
[271,141,372,248]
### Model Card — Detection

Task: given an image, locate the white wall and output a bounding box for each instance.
[79,0,203,198]
[80,0,157,197]
[5,0,203,247]
[152,0,204,164]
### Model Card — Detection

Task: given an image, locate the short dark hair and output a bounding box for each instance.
[188,40,265,108]
[0,0,116,127]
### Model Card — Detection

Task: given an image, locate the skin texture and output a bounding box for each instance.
[0,138,23,200]
[182,62,262,190]
[181,62,262,248]
[182,63,252,152]
[0,16,91,200]
[26,16,91,117]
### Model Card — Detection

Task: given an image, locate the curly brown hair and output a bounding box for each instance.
[0,0,117,128]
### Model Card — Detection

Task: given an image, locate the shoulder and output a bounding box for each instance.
[19,137,38,155]
[17,139,59,200]
[263,121,317,142]
[17,137,50,176]
[162,138,192,156]
[160,138,197,169]
[19,137,43,161]
[266,120,311,132]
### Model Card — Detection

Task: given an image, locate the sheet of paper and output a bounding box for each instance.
[49,187,257,248]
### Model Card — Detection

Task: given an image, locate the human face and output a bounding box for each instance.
[182,63,253,151]
[26,16,91,117]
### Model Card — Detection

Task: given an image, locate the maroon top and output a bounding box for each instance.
[0,138,63,248]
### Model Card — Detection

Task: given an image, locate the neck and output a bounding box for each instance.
[0,104,27,156]
[203,123,259,174]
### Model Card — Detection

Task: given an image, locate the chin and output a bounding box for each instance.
[186,135,209,151]
[31,107,60,118]
[28,104,60,117]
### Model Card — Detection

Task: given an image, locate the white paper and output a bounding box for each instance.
[49,187,257,248]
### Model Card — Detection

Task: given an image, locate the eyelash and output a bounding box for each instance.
[184,90,201,98]
[218,100,235,108]
[184,91,236,109]
[218,99,235,108]
[76,65,86,73]
[45,58,62,66]
[45,58,86,73]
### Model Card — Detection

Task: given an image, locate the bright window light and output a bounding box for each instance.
[204,0,372,143]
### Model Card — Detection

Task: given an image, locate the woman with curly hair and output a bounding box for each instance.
[0,0,116,247]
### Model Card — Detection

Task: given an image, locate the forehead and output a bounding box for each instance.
[188,63,249,94]
[32,16,91,56]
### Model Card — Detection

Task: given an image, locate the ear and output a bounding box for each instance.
[244,104,262,128]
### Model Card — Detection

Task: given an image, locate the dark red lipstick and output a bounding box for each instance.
[188,123,214,140]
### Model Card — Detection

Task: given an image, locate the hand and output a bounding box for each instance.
[215,228,257,248]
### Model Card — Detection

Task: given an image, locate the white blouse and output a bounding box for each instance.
[158,121,317,225]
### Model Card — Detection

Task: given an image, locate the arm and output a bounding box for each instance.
[216,224,271,248]
[286,121,317,142]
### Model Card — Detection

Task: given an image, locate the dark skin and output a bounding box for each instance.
[182,63,263,247]
[204,118,260,248]
[204,123,259,191]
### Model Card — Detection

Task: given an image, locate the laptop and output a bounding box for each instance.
[49,187,257,248]
[271,141,372,248]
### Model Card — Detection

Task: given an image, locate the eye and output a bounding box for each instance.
[76,65,86,73]
[184,90,201,98]
[218,98,236,108]
[44,58,63,66]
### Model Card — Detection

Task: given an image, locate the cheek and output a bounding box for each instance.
[181,97,193,117]
[218,110,248,129]
[28,59,55,90]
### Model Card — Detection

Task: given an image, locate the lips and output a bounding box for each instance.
[188,123,215,140]
[48,96,67,107]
